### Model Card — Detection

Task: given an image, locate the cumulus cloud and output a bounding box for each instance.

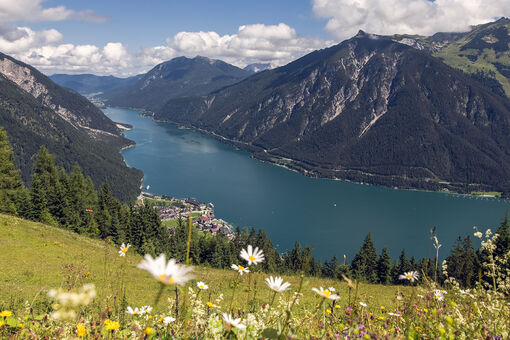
[312,0,510,41]
[3,23,331,76]
[0,0,107,23]
[142,23,333,69]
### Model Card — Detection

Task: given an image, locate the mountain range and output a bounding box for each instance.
[8,18,510,196]
[0,53,142,201]
[149,20,510,194]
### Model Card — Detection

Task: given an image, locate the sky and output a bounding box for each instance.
[0,0,508,77]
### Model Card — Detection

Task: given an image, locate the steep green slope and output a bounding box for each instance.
[102,56,251,111]
[0,55,142,201]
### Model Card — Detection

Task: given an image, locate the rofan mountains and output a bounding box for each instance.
[0,53,142,202]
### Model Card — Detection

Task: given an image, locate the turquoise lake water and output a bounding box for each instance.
[104,107,510,260]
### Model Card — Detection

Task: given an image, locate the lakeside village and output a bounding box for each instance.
[136,191,235,239]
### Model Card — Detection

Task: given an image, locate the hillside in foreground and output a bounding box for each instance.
[0,213,400,309]
[1,214,508,338]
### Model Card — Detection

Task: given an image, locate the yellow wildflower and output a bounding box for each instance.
[446,316,454,325]
[364,334,370,339]
[77,323,87,337]
[17,323,24,328]
[104,319,120,331]
[326,309,332,315]
[145,327,153,335]
[335,304,341,309]
[206,301,214,308]
[439,328,446,335]
[0,310,12,318]
[0,321,5,327]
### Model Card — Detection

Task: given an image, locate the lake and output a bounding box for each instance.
[104,107,510,261]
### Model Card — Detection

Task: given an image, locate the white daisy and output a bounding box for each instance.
[312,287,340,300]
[231,264,250,275]
[197,281,209,290]
[359,302,367,307]
[434,289,445,301]
[125,306,141,315]
[265,276,291,292]
[141,305,153,314]
[399,271,419,282]
[240,245,264,265]
[222,313,246,330]
[163,316,176,324]
[118,243,131,256]
[137,254,193,285]
[459,289,474,298]
[388,312,400,317]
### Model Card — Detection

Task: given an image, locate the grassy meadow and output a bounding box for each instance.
[1,213,509,339]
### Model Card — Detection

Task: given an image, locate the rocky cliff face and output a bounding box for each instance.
[156,35,510,193]
[0,53,122,141]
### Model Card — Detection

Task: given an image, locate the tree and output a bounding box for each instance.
[29,146,59,225]
[351,233,378,283]
[377,247,391,284]
[0,127,27,216]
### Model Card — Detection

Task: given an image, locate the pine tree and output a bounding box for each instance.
[0,127,27,216]
[351,233,378,282]
[29,146,59,225]
[377,247,391,284]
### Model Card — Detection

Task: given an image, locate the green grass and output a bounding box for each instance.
[470,191,502,197]
[0,214,407,314]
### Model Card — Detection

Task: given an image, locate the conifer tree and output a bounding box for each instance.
[0,127,27,216]
[30,146,58,225]
[377,247,391,284]
[351,233,378,282]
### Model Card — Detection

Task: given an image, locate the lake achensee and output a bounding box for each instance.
[105,107,510,260]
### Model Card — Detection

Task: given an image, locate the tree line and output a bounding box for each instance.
[1,126,509,287]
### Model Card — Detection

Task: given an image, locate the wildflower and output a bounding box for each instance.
[459,289,475,298]
[163,316,176,324]
[0,310,12,318]
[17,323,24,328]
[206,301,214,308]
[138,254,193,285]
[265,276,291,292]
[118,243,130,256]
[326,309,332,315]
[141,305,153,314]
[312,287,340,300]
[240,245,264,265]
[388,312,400,317]
[359,302,367,307]
[104,319,120,331]
[126,306,141,315]
[222,313,246,330]
[434,290,444,301]
[0,321,4,327]
[77,323,87,337]
[145,327,153,335]
[231,264,249,275]
[399,271,419,282]
[197,281,209,290]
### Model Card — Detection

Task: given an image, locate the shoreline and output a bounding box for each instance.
[109,106,505,200]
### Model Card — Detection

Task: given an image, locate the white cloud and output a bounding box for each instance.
[0,0,107,23]
[312,0,510,41]
[155,23,332,68]
[3,23,331,76]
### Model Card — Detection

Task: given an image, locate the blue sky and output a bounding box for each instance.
[0,0,506,76]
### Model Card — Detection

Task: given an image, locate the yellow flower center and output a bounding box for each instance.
[122,248,128,253]
[406,274,412,279]
[238,265,244,271]
[249,256,255,261]
[323,290,332,298]
[159,275,175,284]
[200,285,205,289]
